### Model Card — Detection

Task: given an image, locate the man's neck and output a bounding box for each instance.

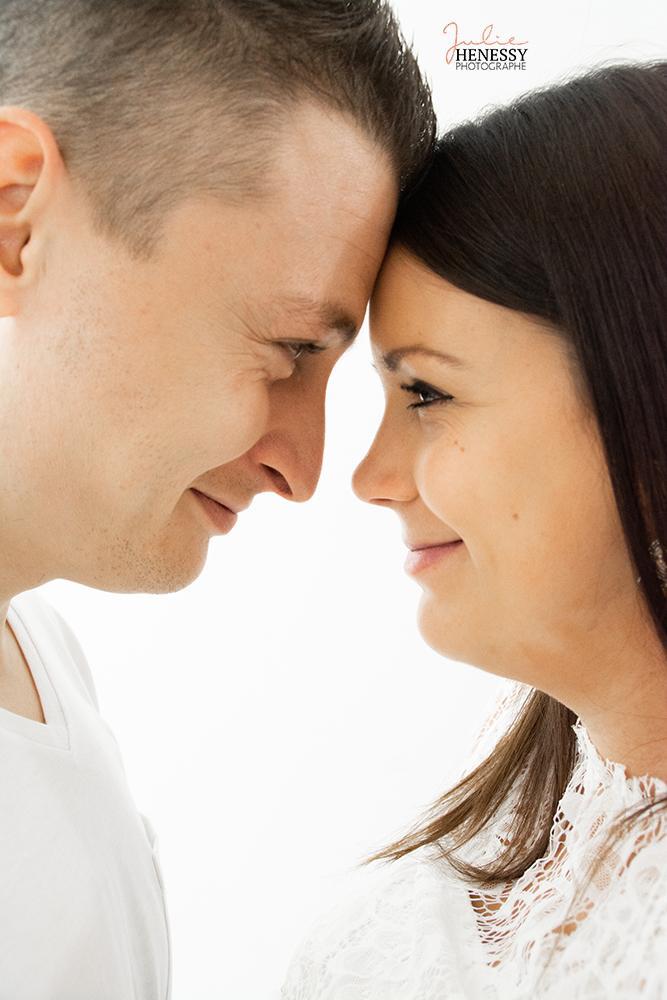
[0,597,18,680]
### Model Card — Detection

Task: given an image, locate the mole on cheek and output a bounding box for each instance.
[512,513,519,520]
[453,439,465,453]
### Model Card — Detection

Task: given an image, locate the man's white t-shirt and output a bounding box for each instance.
[0,588,171,1000]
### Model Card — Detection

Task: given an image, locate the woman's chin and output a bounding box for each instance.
[416,592,470,663]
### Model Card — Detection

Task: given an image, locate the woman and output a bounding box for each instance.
[281,60,667,999]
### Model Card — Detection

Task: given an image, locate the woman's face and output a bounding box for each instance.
[353,246,640,694]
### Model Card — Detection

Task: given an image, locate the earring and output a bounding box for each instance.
[637,538,666,589]
[650,538,667,583]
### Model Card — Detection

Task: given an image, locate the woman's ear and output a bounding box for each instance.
[0,108,60,317]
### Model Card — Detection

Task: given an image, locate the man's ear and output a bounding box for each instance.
[0,107,62,317]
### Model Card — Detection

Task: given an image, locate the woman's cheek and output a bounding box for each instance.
[415,434,468,529]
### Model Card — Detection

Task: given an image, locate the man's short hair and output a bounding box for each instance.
[0,0,436,258]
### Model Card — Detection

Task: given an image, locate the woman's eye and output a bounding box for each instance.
[400,380,454,410]
[281,341,326,362]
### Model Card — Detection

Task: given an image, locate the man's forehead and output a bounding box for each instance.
[277,293,360,344]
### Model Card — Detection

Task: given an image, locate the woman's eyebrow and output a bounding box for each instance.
[381,346,470,371]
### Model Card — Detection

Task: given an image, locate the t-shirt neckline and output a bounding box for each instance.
[1,600,70,749]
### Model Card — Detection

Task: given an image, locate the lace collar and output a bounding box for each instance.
[571,716,667,804]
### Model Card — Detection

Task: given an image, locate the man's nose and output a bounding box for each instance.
[245,381,326,503]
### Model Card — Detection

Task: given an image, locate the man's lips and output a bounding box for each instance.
[190,488,244,515]
[190,488,242,535]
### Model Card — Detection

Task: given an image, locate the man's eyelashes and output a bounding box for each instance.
[280,341,327,362]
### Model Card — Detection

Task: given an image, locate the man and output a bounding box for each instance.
[0,0,435,996]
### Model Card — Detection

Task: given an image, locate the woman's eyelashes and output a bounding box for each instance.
[400,379,454,410]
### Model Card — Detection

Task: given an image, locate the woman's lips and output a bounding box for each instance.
[404,539,464,575]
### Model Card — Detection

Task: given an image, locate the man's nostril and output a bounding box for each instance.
[262,465,292,497]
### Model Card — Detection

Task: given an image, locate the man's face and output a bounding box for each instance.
[1,102,397,593]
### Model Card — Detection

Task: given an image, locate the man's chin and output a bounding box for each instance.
[73,535,211,596]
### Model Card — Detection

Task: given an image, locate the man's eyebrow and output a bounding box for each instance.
[380,346,470,371]
[280,295,359,343]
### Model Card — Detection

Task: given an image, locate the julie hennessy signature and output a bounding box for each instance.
[443,21,529,65]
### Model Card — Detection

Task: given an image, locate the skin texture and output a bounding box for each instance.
[0,100,397,707]
[353,245,667,783]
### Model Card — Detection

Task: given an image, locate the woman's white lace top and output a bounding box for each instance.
[281,681,667,999]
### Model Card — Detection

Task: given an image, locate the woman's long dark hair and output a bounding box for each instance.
[362,61,667,926]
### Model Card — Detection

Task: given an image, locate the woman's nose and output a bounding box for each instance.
[351,448,380,504]
[352,423,416,506]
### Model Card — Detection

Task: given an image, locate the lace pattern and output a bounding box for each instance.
[281,685,667,999]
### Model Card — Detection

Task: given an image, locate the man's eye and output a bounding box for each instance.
[281,341,326,362]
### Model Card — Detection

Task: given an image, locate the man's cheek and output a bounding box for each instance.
[215,385,271,465]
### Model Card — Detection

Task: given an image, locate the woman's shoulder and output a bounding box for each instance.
[280,849,470,1000]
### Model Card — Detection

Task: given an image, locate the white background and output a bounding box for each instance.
[35,3,667,998]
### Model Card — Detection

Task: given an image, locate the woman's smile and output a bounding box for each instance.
[404,538,465,576]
